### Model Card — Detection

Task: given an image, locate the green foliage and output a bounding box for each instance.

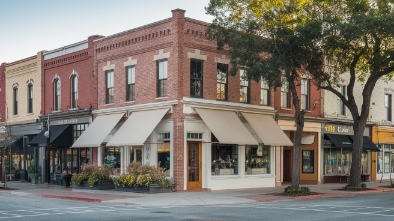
[113,162,174,189]
[27,164,41,173]
[71,164,112,187]
[283,186,311,196]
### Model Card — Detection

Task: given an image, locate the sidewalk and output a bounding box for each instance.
[1,180,393,206]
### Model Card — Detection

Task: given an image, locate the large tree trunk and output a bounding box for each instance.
[288,71,305,190]
[348,121,366,188]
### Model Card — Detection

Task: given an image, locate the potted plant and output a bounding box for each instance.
[27,164,41,184]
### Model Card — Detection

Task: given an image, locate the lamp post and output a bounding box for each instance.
[44,115,50,184]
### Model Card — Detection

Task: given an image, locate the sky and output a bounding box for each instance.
[0,0,213,63]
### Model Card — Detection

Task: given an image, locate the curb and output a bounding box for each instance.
[40,194,102,202]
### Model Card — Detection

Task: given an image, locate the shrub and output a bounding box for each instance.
[283,186,311,196]
[72,164,113,187]
[113,162,174,189]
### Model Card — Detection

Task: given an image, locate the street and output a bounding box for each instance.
[1,191,394,220]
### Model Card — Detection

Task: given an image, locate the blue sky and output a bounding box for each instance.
[0,0,213,63]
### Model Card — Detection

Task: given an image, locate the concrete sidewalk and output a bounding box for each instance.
[1,180,393,206]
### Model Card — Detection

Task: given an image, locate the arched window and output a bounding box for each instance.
[13,86,18,115]
[27,84,33,113]
[54,78,61,111]
[71,75,78,108]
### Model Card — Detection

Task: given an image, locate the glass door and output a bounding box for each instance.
[187,142,202,189]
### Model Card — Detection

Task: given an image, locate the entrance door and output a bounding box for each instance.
[283,150,292,182]
[187,142,202,189]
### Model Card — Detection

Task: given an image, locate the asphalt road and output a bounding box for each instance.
[1,192,394,220]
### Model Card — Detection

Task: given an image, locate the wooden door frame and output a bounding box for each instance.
[187,141,202,189]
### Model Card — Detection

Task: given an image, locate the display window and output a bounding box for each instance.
[245,145,270,175]
[211,144,238,176]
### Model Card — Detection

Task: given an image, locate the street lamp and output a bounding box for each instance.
[44,115,50,184]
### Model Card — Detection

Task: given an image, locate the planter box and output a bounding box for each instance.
[115,183,174,193]
[72,180,115,190]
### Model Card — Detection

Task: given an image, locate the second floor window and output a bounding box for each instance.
[190,59,203,98]
[157,60,168,97]
[261,78,270,106]
[54,79,61,111]
[301,78,310,110]
[281,77,290,108]
[217,63,228,101]
[27,84,33,113]
[338,85,346,115]
[240,69,249,103]
[385,94,392,121]
[71,75,78,109]
[126,66,136,101]
[106,70,114,104]
[13,87,18,115]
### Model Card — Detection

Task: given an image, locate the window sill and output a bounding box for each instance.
[105,103,114,106]
[27,113,34,116]
[280,107,292,110]
[155,97,168,100]
[125,100,135,104]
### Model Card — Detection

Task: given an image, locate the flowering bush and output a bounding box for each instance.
[71,164,113,187]
[114,162,174,189]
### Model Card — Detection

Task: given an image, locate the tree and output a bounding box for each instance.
[206,0,394,189]
[206,0,324,190]
[315,0,394,188]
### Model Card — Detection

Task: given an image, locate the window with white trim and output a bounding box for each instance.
[54,78,61,111]
[281,77,290,108]
[126,66,135,101]
[106,70,114,104]
[157,59,168,97]
[301,78,310,110]
[240,69,249,103]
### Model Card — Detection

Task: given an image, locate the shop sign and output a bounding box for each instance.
[50,117,90,126]
[324,124,353,135]
[378,132,394,144]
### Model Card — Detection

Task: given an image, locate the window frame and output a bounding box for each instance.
[239,69,250,103]
[126,66,136,101]
[385,94,392,121]
[54,78,61,111]
[337,85,347,116]
[301,78,310,110]
[71,75,78,109]
[260,78,270,106]
[302,150,314,173]
[157,59,168,97]
[105,70,114,104]
[280,77,290,108]
[13,87,18,115]
[216,63,228,101]
[190,59,204,98]
[27,84,33,113]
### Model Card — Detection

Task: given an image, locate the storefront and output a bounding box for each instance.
[278,119,322,185]
[183,100,293,191]
[372,125,394,181]
[72,105,174,177]
[323,123,378,183]
[28,110,91,183]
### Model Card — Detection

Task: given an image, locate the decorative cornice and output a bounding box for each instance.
[93,100,178,115]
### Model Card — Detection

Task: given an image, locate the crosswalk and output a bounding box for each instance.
[0,205,151,219]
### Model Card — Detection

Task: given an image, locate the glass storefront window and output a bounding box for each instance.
[302,150,314,173]
[104,147,121,169]
[245,145,270,175]
[377,145,383,173]
[324,148,352,175]
[211,144,238,176]
[130,146,142,163]
[158,142,170,171]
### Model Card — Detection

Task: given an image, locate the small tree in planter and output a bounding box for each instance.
[27,163,41,184]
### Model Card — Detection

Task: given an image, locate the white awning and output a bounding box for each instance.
[72,113,124,148]
[242,113,293,146]
[106,108,169,146]
[195,108,257,145]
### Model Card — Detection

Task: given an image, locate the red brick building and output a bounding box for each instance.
[71,9,303,191]
[0,63,5,125]
[29,35,103,180]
